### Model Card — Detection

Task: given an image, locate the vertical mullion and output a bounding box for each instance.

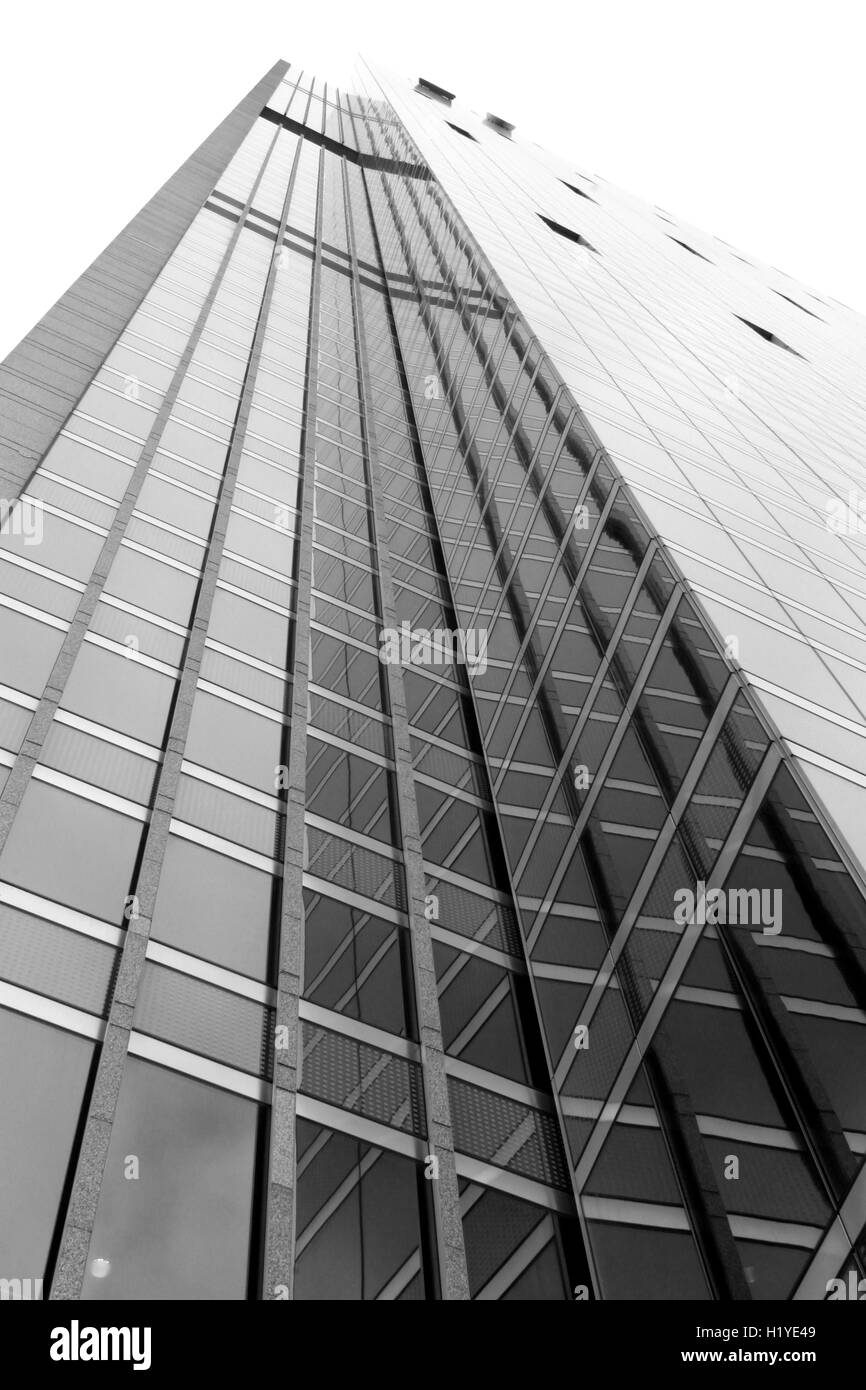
[261,144,326,1301]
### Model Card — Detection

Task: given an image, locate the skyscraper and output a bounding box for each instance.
[1,57,865,1302]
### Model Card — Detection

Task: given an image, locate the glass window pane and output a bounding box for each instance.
[137,475,215,538]
[0,1008,94,1282]
[0,510,105,582]
[81,1058,259,1300]
[588,1221,710,1299]
[0,781,144,924]
[60,642,176,746]
[150,836,273,981]
[43,434,132,501]
[104,547,197,626]
[207,589,290,665]
[0,607,64,697]
[294,1119,429,1300]
[185,690,283,793]
[303,889,409,1036]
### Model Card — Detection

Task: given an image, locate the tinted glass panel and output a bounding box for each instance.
[0,782,143,924]
[60,643,176,746]
[104,547,198,626]
[0,1009,94,1281]
[185,690,284,793]
[81,1058,259,1300]
[294,1119,428,1300]
[0,608,65,697]
[150,836,274,981]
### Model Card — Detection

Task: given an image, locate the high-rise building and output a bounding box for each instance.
[1,57,865,1303]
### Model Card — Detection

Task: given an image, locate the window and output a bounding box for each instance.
[734,315,805,358]
[588,1222,709,1299]
[137,474,215,538]
[773,289,824,321]
[60,641,176,746]
[310,632,383,709]
[0,780,144,924]
[484,113,514,138]
[185,688,284,793]
[303,890,411,1036]
[223,510,297,575]
[414,77,455,106]
[80,1058,260,1300]
[237,452,300,507]
[208,587,290,665]
[736,1240,811,1301]
[0,509,105,583]
[538,215,598,254]
[294,1119,430,1300]
[76,384,157,441]
[0,1008,95,1281]
[447,122,477,142]
[306,742,395,843]
[158,419,228,471]
[435,942,531,1084]
[661,1001,787,1126]
[104,545,198,626]
[0,606,65,696]
[150,835,274,980]
[462,1185,574,1298]
[42,434,132,502]
[561,179,597,204]
[793,1015,866,1130]
[667,235,713,263]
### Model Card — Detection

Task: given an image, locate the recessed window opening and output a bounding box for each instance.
[447,121,477,142]
[484,113,514,138]
[735,315,805,358]
[415,78,455,106]
[561,180,598,204]
[667,235,712,263]
[774,290,824,322]
[538,214,598,253]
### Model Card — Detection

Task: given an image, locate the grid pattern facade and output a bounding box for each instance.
[0,60,864,1302]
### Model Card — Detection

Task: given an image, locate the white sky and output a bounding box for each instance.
[1,0,864,362]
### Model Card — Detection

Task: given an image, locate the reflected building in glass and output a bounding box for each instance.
[1,58,865,1302]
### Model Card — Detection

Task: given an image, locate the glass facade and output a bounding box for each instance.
[0,59,864,1301]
